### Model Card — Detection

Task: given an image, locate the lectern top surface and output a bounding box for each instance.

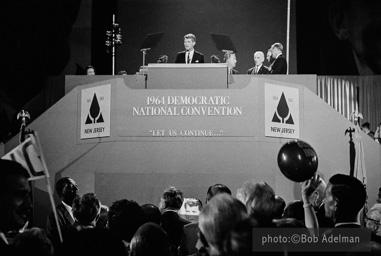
[147,63,228,69]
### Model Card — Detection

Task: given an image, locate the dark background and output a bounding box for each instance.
[295,0,360,75]
[111,0,296,75]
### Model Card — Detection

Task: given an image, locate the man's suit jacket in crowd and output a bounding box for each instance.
[46,202,75,246]
[161,210,191,248]
[270,54,287,74]
[179,222,199,256]
[175,51,204,63]
[247,65,269,74]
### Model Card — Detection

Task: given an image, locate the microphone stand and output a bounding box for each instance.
[105,14,122,75]
[140,48,151,68]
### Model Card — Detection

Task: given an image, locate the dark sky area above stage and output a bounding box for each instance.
[80,0,381,77]
[297,0,381,76]
[0,0,82,142]
[110,0,295,76]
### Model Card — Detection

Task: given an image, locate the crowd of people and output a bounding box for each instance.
[1,158,381,256]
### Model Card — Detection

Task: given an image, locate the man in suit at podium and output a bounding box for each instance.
[247,51,269,75]
[175,34,204,64]
[269,42,287,74]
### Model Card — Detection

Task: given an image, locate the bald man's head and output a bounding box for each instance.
[254,51,265,65]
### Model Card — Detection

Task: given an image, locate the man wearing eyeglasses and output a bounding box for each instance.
[365,204,381,238]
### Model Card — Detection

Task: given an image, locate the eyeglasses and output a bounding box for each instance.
[365,216,381,229]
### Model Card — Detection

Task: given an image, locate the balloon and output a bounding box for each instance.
[277,140,318,182]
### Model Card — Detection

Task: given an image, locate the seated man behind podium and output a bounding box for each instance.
[224,52,238,74]
[175,34,204,64]
[86,65,96,75]
[247,51,269,75]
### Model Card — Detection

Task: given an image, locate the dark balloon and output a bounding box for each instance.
[277,140,318,182]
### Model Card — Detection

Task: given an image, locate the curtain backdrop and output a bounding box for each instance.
[357,76,381,131]
[317,76,358,120]
[317,76,381,131]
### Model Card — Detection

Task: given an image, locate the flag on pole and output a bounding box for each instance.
[353,124,367,185]
[350,110,368,227]
[1,132,63,243]
[349,110,367,185]
[1,133,49,180]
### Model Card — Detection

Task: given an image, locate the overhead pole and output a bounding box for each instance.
[105,14,122,75]
[286,0,291,74]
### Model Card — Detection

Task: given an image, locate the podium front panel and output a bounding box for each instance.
[147,63,228,89]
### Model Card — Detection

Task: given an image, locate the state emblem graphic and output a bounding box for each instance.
[265,84,299,139]
[271,92,294,125]
[80,84,111,139]
[85,93,105,124]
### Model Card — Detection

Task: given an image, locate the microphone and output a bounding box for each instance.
[158,55,168,63]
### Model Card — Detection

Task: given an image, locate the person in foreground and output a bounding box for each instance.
[198,193,250,256]
[0,160,33,255]
[179,184,231,256]
[324,174,366,227]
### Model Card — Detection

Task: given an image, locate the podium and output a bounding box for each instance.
[146,63,229,89]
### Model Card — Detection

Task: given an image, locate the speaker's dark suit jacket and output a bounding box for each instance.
[247,65,269,74]
[270,55,287,74]
[46,202,75,246]
[161,210,191,248]
[175,50,204,63]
